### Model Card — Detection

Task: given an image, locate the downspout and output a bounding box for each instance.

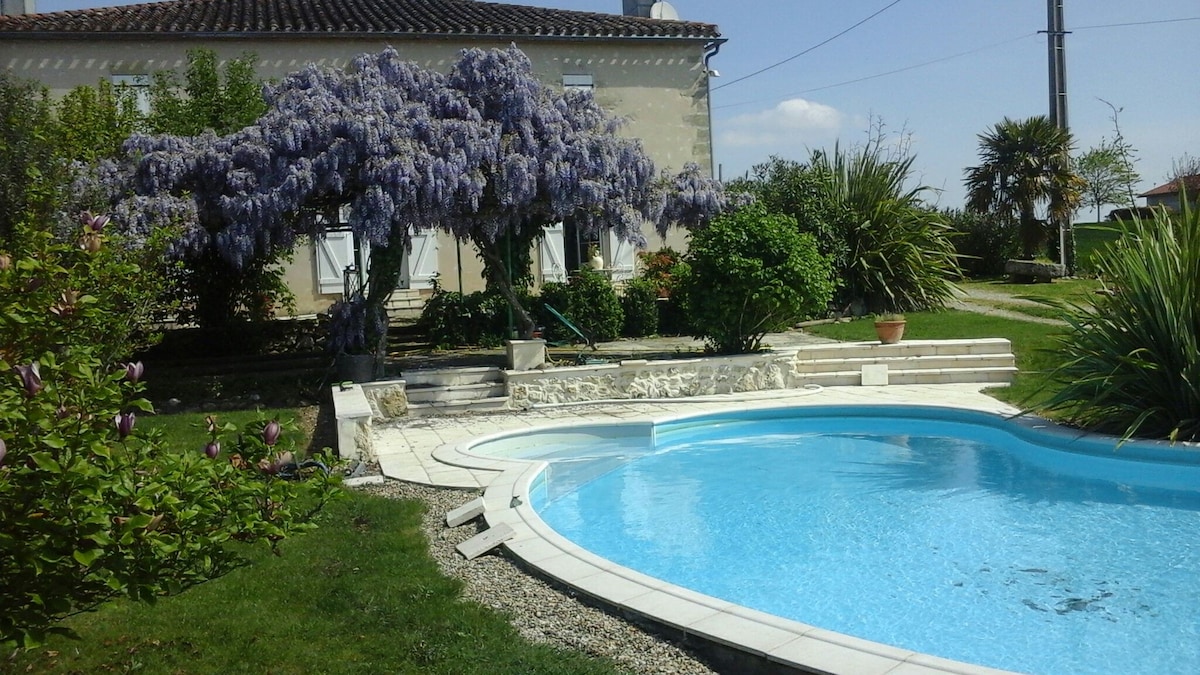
[703,40,724,178]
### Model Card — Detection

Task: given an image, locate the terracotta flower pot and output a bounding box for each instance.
[874,320,906,345]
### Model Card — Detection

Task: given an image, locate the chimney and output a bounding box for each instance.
[1,0,35,15]
[623,0,654,17]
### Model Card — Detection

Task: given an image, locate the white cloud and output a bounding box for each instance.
[718,98,844,149]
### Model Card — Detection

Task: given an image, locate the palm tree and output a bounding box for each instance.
[964,116,1083,259]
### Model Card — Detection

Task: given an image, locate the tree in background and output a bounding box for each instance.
[147,49,267,136]
[54,81,143,165]
[1168,152,1200,181]
[731,156,851,275]
[0,73,69,246]
[1076,140,1139,222]
[965,116,1083,259]
[120,46,724,365]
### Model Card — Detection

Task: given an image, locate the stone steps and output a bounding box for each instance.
[407,397,512,416]
[402,365,510,417]
[406,381,507,404]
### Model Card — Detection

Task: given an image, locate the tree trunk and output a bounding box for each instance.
[362,238,407,377]
[1018,208,1042,259]
[472,233,536,339]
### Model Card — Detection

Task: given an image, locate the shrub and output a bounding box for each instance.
[416,277,512,348]
[636,247,686,298]
[810,144,960,313]
[1038,202,1200,441]
[943,208,1019,277]
[0,220,340,649]
[534,281,573,344]
[620,278,659,338]
[678,203,834,353]
[534,269,622,344]
[565,268,623,343]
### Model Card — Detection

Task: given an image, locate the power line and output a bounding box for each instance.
[714,33,1037,112]
[710,13,1199,113]
[711,0,905,92]
[1073,16,1200,30]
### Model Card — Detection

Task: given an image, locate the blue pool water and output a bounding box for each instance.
[525,406,1200,675]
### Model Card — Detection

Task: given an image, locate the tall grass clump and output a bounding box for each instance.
[1038,202,1200,441]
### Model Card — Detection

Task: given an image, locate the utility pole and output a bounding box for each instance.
[1042,0,1071,269]
[1046,0,1068,129]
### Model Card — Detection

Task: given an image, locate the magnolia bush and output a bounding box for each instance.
[0,217,340,650]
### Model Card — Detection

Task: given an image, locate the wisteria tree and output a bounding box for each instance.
[119,46,724,361]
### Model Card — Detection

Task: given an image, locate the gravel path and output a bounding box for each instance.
[357,480,719,675]
[950,286,1069,327]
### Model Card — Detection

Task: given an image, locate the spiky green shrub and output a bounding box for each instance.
[1038,202,1200,441]
[678,203,834,354]
[810,144,960,313]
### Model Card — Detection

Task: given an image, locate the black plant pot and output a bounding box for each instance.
[336,353,376,383]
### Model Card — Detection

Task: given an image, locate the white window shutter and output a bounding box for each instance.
[606,229,636,281]
[316,231,355,295]
[540,223,567,283]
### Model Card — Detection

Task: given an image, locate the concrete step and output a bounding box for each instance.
[406,382,507,403]
[793,338,1013,361]
[406,396,511,417]
[797,353,1016,374]
[799,366,1019,387]
[404,366,505,387]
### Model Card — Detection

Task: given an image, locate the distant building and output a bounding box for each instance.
[1139,174,1200,213]
[0,0,723,315]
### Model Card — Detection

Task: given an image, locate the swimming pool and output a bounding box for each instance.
[476,405,1200,675]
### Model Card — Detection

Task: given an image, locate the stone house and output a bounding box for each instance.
[0,0,723,315]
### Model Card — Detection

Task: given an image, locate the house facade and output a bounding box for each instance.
[0,0,723,315]
[1138,174,1200,214]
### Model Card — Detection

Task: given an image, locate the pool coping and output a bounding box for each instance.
[431,390,1024,675]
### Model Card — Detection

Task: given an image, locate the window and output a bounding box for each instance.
[110,74,151,115]
[562,74,594,92]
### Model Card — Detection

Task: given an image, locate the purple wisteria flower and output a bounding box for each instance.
[14,363,42,397]
[115,412,136,439]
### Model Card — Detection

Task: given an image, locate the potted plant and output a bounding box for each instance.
[874,313,906,344]
[327,295,376,383]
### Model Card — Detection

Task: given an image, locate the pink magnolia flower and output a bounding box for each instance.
[115,411,136,439]
[14,363,42,397]
[262,420,281,447]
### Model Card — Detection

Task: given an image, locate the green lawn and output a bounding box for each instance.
[804,309,1066,409]
[1074,221,1122,274]
[10,411,624,675]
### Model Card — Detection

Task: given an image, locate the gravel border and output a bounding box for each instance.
[356,479,719,675]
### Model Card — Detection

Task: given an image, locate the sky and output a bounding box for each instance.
[36,0,1200,215]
